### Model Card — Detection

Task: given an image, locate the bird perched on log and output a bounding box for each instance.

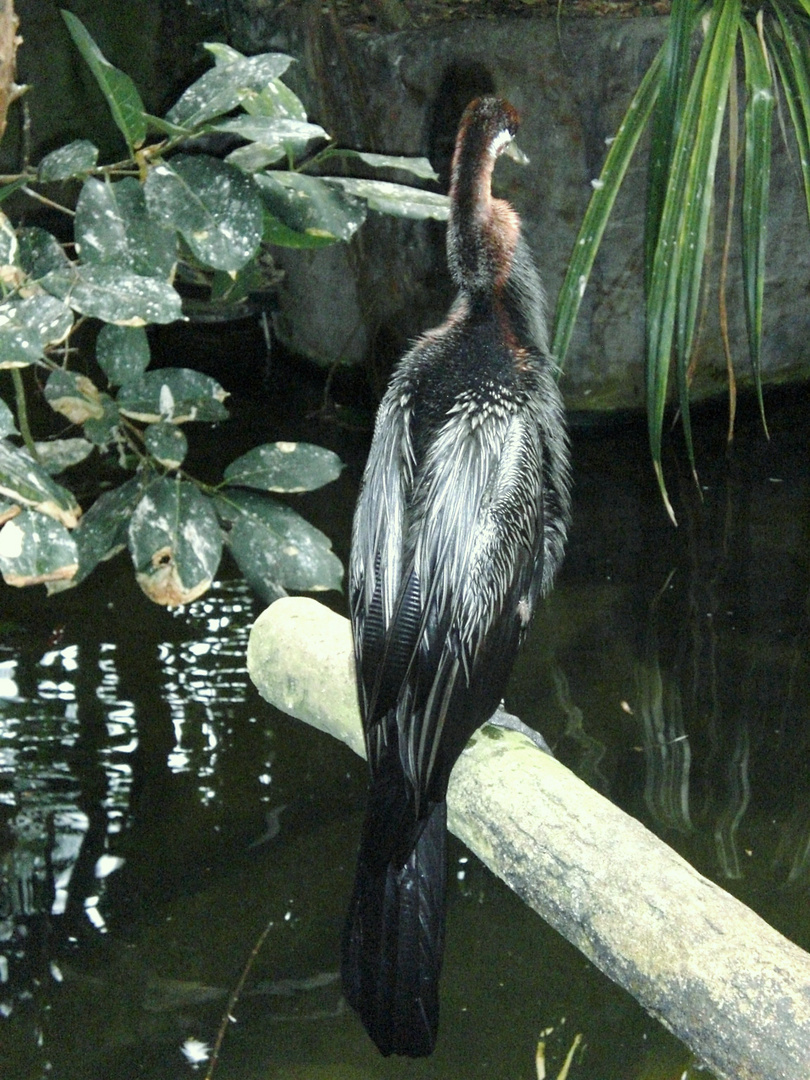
[342,96,571,1058]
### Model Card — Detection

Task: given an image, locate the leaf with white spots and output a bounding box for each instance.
[336,150,440,182]
[117,368,228,424]
[45,369,105,425]
[40,263,182,325]
[225,142,286,172]
[82,396,120,447]
[96,324,151,386]
[240,76,308,122]
[38,139,99,181]
[0,294,74,368]
[0,509,78,587]
[224,441,343,493]
[255,173,366,246]
[212,116,327,161]
[0,440,82,528]
[48,477,142,593]
[45,374,121,452]
[216,487,343,597]
[32,438,94,475]
[128,478,223,606]
[144,155,263,272]
[75,176,177,280]
[322,176,450,221]
[144,422,187,468]
[18,227,72,278]
[166,51,294,130]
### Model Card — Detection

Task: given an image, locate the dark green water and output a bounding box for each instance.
[2,366,810,1080]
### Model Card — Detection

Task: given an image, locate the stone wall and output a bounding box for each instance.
[230,6,810,412]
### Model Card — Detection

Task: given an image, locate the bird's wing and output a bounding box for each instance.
[349,377,418,742]
[400,403,546,800]
[352,383,546,806]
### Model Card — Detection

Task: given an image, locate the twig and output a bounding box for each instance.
[203,916,275,1080]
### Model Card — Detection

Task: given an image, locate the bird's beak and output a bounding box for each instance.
[504,140,529,166]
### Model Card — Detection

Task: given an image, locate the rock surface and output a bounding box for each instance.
[230,5,810,412]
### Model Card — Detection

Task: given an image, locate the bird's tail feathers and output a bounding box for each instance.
[342,796,447,1057]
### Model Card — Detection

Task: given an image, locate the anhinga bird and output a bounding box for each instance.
[342,96,571,1057]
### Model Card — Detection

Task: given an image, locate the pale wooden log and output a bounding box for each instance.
[247,596,810,1080]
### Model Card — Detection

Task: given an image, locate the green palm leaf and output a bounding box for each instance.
[768,2,810,228]
[740,16,775,435]
[551,50,663,366]
[645,0,739,520]
[644,0,703,290]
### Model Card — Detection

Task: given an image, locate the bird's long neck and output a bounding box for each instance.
[447,136,520,298]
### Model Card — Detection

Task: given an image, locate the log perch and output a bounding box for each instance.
[247,596,810,1080]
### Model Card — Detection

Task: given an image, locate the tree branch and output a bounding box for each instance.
[247,596,810,1080]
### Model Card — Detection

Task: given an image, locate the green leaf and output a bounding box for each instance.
[0,294,74,368]
[47,476,142,593]
[0,178,28,204]
[211,115,328,159]
[18,227,72,278]
[38,139,99,181]
[262,212,338,249]
[216,487,343,597]
[61,10,147,153]
[204,42,246,66]
[96,324,151,386]
[0,396,17,437]
[551,48,664,366]
[144,155,264,271]
[224,441,343,493]
[82,395,120,447]
[128,477,223,606]
[0,439,82,527]
[117,368,229,423]
[334,150,440,182]
[44,369,106,424]
[225,142,287,172]
[143,422,188,468]
[75,176,178,280]
[645,0,740,519]
[144,113,193,139]
[644,0,701,288]
[740,17,774,434]
[166,51,295,130]
[769,2,810,229]
[0,508,78,587]
[240,77,308,122]
[321,176,450,220]
[41,263,182,325]
[256,173,367,244]
[32,437,94,474]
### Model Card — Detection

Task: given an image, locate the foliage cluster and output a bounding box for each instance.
[0,11,449,604]
[552,0,810,519]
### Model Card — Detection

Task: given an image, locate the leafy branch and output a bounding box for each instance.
[0,12,450,604]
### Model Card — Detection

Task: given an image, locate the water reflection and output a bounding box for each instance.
[0,577,275,1076]
[1,390,810,1079]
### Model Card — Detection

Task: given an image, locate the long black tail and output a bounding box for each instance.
[341,790,447,1057]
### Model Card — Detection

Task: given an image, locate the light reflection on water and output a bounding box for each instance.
[0,576,282,1077]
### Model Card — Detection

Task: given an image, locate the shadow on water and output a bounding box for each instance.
[2,330,810,1078]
